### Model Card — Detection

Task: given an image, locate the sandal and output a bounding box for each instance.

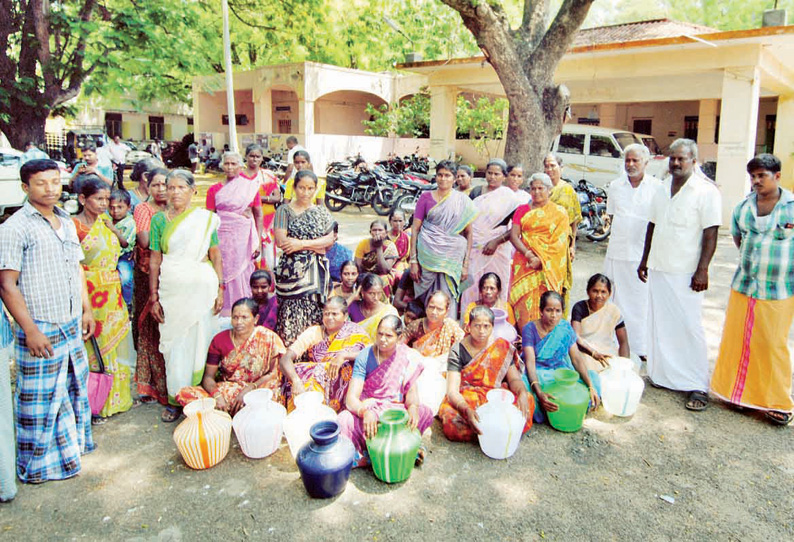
[415,445,427,467]
[765,411,793,426]
[685,391,709,412]
[138,396,158,404]
[161,407,182,423]
[91,416,108,426]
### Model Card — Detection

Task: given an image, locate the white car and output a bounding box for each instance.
[124,141,153,165]
[551,125,643,187]
[0,148,71,216]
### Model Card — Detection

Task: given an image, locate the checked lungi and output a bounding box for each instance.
[15,318,95,483]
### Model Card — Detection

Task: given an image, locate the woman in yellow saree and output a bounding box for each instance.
[509,173,571,331]
[347,273,398,341]
[73,176,135,421]
[279,296,371,412]
[402,291,464,357]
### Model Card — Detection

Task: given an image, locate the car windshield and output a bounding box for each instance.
[642,137,662,156]
[126,141,138,151]
[613,132,641,150]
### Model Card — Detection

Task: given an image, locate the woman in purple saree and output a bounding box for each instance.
[338,315,434,467]
[206,152,263,317]
[409,160,478,318]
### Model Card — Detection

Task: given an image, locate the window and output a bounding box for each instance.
[557,133,585,155]
[613,132,641,151]
[633,119,652,135]
[149,116,165,140]
[277,119,292,134]
[764,114,776,152]
[577,118,599,126]
[105,113,122,138]
[187,117,194,126]
[589,135,621,158]
[221,114,249,126]
[684,116,699,140]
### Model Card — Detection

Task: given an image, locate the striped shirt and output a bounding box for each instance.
[0,202,84,323]
[730,188,794,300]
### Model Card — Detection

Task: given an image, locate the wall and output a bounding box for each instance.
[197,89,255,134]
[314,91,387,136]
[271,90,299,134]
[306,135,429,173]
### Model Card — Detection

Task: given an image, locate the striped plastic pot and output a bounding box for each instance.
[366,409,421,484]
[173,398,232,470]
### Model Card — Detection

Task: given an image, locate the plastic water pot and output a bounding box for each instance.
[296,421,355,498]
[173,398,232,470]
[600,357,645,417]
[284,391,336,460]
[543,369,590,433]
[366,409,421,484]
[232,388,287,459]
[475,389,525,459]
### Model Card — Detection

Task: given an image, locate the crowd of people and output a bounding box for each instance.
[0,136,792,503]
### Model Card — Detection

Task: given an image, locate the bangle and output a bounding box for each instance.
[410,258,418,264]
[219,283,226,290]
[530,380,539,389]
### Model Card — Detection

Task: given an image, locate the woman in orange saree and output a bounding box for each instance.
[402,291,464,358]
[509,174,571,331]
[439,306,532,442]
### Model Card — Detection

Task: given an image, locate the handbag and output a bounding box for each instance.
[87,336,113,416]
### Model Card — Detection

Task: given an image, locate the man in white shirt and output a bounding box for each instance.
[603,144,661,360]
[20,142,49,164]
[284,136,305,181]
[108,135,131,185]
[638,139,722,411]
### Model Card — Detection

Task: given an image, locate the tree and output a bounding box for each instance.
[439,0,594,172]
[363,91,431,138]
[456,94,509,161]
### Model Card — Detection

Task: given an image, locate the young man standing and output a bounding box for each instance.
[711,154,794,425]
[0,159,96,484]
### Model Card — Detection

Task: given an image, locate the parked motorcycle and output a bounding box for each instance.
[324,165,397,216]
[574,179,611,242]
[392,177,437,227]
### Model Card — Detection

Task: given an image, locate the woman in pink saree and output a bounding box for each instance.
[338,315,434,467]
[460,159,521,312]
[206,152,263,317]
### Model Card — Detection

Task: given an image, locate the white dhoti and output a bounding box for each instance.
[603,257,649,356]
[646,271,709,392]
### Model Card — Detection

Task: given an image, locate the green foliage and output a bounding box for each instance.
[456,95,508,159]
[363,91,430,137]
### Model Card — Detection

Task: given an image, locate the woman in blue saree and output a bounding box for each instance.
[522,291,600,423]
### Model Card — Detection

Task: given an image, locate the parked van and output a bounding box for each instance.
[551,125,643,187]
[0,147,71,217]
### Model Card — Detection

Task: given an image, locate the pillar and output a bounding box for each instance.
[697,99,719,161]
[715,67,760,224]
[429,86,457,165]
[773,95,794,190]
[598,103,617,128]
[253,88,272,136]
[298,98,314,146]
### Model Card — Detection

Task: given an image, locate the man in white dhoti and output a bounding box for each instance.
[603,144,661,360]
[637,139,721,411]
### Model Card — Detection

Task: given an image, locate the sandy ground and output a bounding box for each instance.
[1,180,793,541]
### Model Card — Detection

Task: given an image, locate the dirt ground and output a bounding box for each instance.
[1,189,793,541]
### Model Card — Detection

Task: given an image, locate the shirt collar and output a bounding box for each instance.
[22,200,70,220]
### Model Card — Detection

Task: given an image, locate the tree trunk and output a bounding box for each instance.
[0,102,50,151]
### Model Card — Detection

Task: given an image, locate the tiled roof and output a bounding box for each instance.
[574,18,719,47]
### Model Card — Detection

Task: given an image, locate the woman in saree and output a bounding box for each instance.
[338,315,434,467]
[571,274,630,372]
[544,153,582,313]
[348,273,399,341]
[133,166,169,405]
[387,209,411,280]
[279,296,371,412]
[461,272,516,327]
[506,164,531,205]
[355,219,398,295]
[331,260,360,305]
[241,143,281,271]
[402,291,464,358]
[284,150,325,205]
[176,298,285,414]
[455,165,473,196]
[459,159,520,312]
[439,306,532,442]
[274,170,336,345]
[523,291,600,424]
[509,173,571,330]
[410,160,477,318]
[73,177,135,422]
[149,169,224,422]
[128,157,164,210]
[206,151,263,317]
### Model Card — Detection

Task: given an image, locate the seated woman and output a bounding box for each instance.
[331,260,360,305]
[176,298,285,415]
[392,271,414,313]
[402,291,464,358]
[439,306,532,442]
[523,291,600,423]
[355,219,398,296]
[250,269,278,331]
[571,274,630,372]
[325,223,352,283]
[461,272,516,327]
[348,274,398,341]
[387,209,411,280]
[338,315,434,467]
[278,296,371,412]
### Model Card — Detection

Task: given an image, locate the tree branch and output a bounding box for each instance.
[520,0,551,48]
[527,0,593,80]
[228,2,277,30]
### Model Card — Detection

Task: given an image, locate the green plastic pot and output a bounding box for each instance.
[366,408,421,483]
[543,368,590,433]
